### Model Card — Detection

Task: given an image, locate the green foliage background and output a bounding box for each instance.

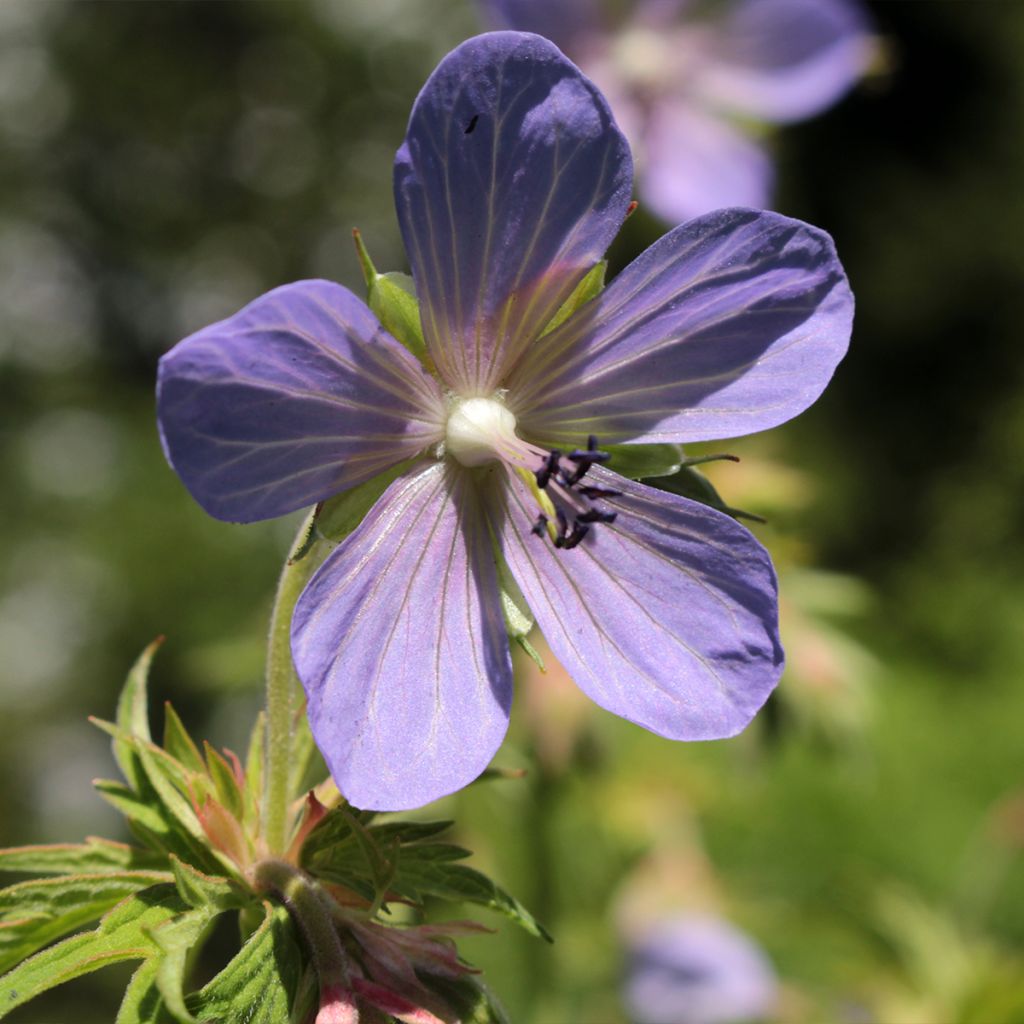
[1,1,1022,1021]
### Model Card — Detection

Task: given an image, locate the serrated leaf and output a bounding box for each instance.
[169,857,245,914]
[114,639,162,791]
[603,442,685,480]
[315,459,414,543]
[185,902,302,1024]
[116,959,165,1024]
[391,857,551,942]
[203,742,244,821]
[541,260,606,336]
[0,870,174,973]
[162,705,205,776]
[151,907,213,1024]
[245,711,265,830]
[0,838,165,876]
[0,883,188,1016]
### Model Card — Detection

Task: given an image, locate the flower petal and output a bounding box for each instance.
[157,281,445,523]
[696,0,874,124]
[510,208,852,445]
[640,100,773,224]
[393,31,632,396]
[291,462,513,811]
[491,466,782,740]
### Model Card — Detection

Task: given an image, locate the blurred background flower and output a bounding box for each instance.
[480,0,878,223]
[3,1,1024,1021]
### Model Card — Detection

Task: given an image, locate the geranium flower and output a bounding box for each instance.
[624,914,779,1024]
[157,32,852,811]
[481,0,875,223]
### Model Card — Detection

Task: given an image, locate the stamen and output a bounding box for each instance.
[530,514,548,537]
[578,485,622,500]
[576,509,617,525]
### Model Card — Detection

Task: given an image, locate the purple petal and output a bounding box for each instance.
[625,914,779,1024]
[491,466,782,741]
[157,281,445,523]
[478,0,602,50]
[696,0,874,124]
[394,31,632,396]
[509,208,852,446]
[640,101,773,224]
[292,462,513,811]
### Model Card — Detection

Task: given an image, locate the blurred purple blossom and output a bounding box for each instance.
[157,32,852,811]
[482,0,875,223]
[624,915,779,1024]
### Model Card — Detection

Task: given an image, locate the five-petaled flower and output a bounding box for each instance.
[481,0,875,223]
[157,32,853,811]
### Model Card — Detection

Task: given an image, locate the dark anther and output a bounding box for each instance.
[587,434,599,451]
[464,114,479,134]
[559,523,590,550]
[577,509,617,525]
[530,514,548,537]
[535,449,561,490]
[578,485,621,500]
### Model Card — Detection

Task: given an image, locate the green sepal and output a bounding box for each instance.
[541,261,607,336]
[203,742,245,821]
[494,554,544,671]
[0,882,189,1016]
[185,901,303,1024]
[353,228,429,364]
[653,464,766,523]
[0,870,174,973]
[604,442,685,480]
[315,459,415,543]
[245,710,266,830]
[169,856,247,914]
[0,837,165,876]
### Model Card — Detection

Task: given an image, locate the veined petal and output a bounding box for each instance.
[510,208,852,446]
[394,31,632,396]
[695,0,874,124]
[491,466,782,740]
[291,462,513,811]
[640,101,773,224]
[478,0,604,51]
[157,281,445,523]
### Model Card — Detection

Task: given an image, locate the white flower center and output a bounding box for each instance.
[444,396,519,468]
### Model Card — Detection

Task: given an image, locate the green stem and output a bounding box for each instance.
[252,858,351,991]
[263,511,326,855]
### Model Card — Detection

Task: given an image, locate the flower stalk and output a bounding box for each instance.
[264,510,326,854]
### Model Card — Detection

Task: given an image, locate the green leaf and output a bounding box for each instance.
[151,908,213,1024]
[603,442,685,480]
[541,261,606,336]
[653,464,765,523]
[162,705,205,776]
[0,883,188,1017]
[315,459,414,543]
[0,838,165,876]
[114,638,162,791]
[186,902,302,1024]
[244,711,265,830]
[116,958,166,1024]
[391,856,551,942]
[0,870,174,973]
[169,857,246,914]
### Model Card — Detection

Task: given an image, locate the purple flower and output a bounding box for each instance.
[624,915,779,1024]
[482,0,875,223]
[157,32,852,811]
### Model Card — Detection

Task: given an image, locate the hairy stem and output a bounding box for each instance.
[264,510,326,855]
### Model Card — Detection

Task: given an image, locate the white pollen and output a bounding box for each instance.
[445,397,518,467]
